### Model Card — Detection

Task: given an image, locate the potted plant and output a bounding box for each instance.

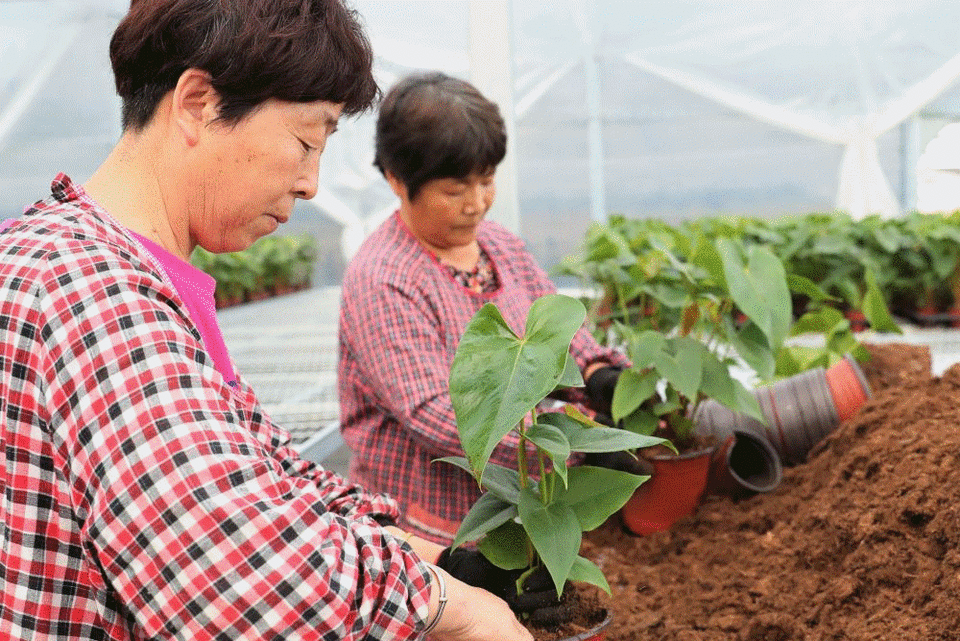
[606,238,794,534]
[443,293,669,639]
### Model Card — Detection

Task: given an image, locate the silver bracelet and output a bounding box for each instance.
[420,563,447,636]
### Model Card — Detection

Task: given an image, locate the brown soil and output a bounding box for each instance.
[528,584,609,641]
[583,342,960,641]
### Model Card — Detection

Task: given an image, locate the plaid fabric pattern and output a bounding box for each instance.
[0,175,432,641]
[338,212,629,544]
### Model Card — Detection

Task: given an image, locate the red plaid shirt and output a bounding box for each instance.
[338,213,629,544]
[0,175,433,641]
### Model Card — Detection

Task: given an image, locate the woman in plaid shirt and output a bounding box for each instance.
[338,73,630,548]
[0,3,532,641]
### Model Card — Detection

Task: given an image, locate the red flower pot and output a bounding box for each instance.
[825,354,872,422]
[620,447,713,536]
[844,310,869,332]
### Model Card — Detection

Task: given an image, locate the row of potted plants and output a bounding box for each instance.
[190,234,319,309]
[556,215,900,378]
[558,210,960,328]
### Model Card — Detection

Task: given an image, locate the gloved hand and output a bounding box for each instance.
[582,412,654,476]
[435,547,573,627]
[584,365,622,414]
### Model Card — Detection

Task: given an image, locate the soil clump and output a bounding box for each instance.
[584,342,960,640]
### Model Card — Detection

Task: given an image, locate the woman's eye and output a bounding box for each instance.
[299,139,315,154]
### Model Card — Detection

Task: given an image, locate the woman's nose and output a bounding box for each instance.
[464,183,486,213]
[294,158,320,201]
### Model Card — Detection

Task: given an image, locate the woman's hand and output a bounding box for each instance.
[429,567,533,641]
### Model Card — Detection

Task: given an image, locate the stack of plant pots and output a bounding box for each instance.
[618,355,874,537]
[694,354,872,470]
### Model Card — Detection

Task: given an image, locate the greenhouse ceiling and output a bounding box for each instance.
[2,0,960,265]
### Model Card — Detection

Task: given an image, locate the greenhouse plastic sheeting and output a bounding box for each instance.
[3,1,960,279]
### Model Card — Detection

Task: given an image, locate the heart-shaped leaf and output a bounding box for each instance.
[611,368,658,422]
[539,412,668,454]
[435,457,521,504]
[450,295,586,478]
[525,421,571,487]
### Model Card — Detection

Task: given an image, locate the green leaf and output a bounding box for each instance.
[555,352,585,388]
[690,236,726,285]
[611,369,658,421]
[554,466,648,531]
[539,413,668,453]
[435,457,521,504]
[787,273,836,303]
[627,330,668,368]
[526,422,571,487]
[449,295,586,478]
[719,240,792,351]
[699,351,764,422]
[478,520,530,570]
[791,307,845,335]
[861,269,902,334]
[725,318,776,382]
[621,408,659,436]
[568,556,611,595]
[654,336,703,402]
[518,486,581,597]
[452,492,518,549]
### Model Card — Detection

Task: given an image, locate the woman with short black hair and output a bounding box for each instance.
[339,72,628,546]
[0,3,530,641]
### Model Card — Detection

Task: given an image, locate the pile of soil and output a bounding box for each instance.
[584,343,960,641]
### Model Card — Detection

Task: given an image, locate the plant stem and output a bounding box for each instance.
[516,418,529,489]
[538,448,550,504]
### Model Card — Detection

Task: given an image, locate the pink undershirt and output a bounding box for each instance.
[128,232,237,387]
[0,217,236,386]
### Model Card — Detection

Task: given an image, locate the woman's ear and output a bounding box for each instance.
[384,170,410,202]
[170,68,219,146]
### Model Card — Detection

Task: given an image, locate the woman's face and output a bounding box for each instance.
[394,170,497,252]
[190,99,342,253]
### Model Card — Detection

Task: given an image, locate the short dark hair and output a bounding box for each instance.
[111,0,379,130]
[374,72,506,201]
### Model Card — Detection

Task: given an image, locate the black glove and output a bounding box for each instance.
[582,449,653,476]
[584,365,622,414]
[435,547,573,627]
[582,412,654,476]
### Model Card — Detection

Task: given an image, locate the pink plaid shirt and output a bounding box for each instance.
[0,175,432,641]
[338,213,629,544]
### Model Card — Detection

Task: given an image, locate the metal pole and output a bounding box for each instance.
[469,0,520,234]
[900,117,920,213]
[578,0,606,223]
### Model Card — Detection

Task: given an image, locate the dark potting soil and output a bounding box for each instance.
[526,584,609,641]
[582,342,960,641]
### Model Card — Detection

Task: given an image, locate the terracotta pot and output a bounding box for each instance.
[910,304,942,328]
[844,309,869,332]
[558,612,613,641]
[949,307,960,328]
[706,430,783,499]
[825,354,872,422]
[620,447,713,536]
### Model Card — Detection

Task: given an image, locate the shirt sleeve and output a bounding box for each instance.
[344,278,532,470]
[232,376,403,525]
[35,241,432,640]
